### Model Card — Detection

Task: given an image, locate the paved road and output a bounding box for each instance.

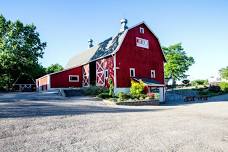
[0,92,228,152]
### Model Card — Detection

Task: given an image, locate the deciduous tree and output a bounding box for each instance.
[162,43,195,86]
[0,15,46,90]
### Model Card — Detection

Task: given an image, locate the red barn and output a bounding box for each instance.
[36,19,166,102]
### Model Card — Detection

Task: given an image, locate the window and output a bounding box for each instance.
[130,68,135,77]
[139,27,144,34]
[104,69,109,79]
[151,70,156,78]
[69,75,79,82]
[136,37,149,49]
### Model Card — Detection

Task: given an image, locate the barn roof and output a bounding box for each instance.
[65,30,127,69]
[65,21,166,70]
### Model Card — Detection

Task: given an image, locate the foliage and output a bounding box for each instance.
[83,86,108,96]
[97,92,111,99]
[182,79,190,85]
[219,66,228,80]
[108,78,114,96]
[117,92,131,101]
[0,15,46,90]
[191,79,208,86]
[162,43,195,85]
[219,82,228,93]
[147,92,155,99]
[208,85,221,93]
[46,63,63,74]
[130,79,145,96]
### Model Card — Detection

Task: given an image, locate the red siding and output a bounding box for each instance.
[116,23,165,88]
[50,67,82,88]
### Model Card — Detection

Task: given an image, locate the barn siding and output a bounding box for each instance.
[82,64,90,87]
[96,56,114,87]
[50,66,82,88]
[116,23,165,88]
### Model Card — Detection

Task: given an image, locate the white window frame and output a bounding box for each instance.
[130,68,135,77]
[136,37,149,49]
[69,75,79,82]
[151,70,156,78]
[140,27,144,34]
[104,69,109,79]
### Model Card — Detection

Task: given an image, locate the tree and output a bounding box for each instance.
[219,66,228,80]
[182,79,190,86]
[191,79,208,87]
[162,43,195,86]
[0,15,46,90]
[46,63,63,74]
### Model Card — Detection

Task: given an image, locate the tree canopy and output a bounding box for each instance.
[0,15,46,89]
[162,43,195,85]
[219,66,228,80]
[46,63,64,74]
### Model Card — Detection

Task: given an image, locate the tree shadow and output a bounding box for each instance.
[163,94,228,106]
[0,99,168,118]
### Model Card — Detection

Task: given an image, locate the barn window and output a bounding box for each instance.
[130,68,135,77]
[104,69,109,79]
[140,27,144,34]
[151,70,156,78]
[69,75,79,82]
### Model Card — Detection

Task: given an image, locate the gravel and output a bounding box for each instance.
[0,92,228,152]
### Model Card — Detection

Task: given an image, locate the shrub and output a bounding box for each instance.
[208,85,221,93]
[130,79,145,96]
[108,78,114,96]
[97,92,111,99]
[191,79,208,86]
[219,82,228,93]
[182,79,190,86]
[147,93,155,99]
[118,92,131,101]
[83,86,108,96]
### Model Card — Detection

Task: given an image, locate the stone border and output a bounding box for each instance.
[103,99,160,106]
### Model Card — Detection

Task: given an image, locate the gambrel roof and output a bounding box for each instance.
[65,31,127,69]
[65,21,166,69]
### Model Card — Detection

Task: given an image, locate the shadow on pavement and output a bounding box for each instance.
[0,102,167,118]
[0,92,170,118]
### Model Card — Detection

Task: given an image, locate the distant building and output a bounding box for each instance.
[36,19,166,101]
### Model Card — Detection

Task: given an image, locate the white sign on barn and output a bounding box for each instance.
[136,37,149,49]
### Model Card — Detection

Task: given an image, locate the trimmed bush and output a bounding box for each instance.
[97,92,111,99]
[219,82,228,93]
[118,92,131,101]
[83,86,108,96]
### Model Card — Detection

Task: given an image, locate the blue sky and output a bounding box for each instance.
[1,0,228,80]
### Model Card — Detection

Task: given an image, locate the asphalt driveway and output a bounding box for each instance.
[0,92,228,152]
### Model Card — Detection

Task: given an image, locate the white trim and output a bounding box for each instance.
[130,68,135,77]
[47,75,51,89]
[136,37,149,49]
[69,75,79,82]
[113,54,117,88]
[151,70,156,78]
